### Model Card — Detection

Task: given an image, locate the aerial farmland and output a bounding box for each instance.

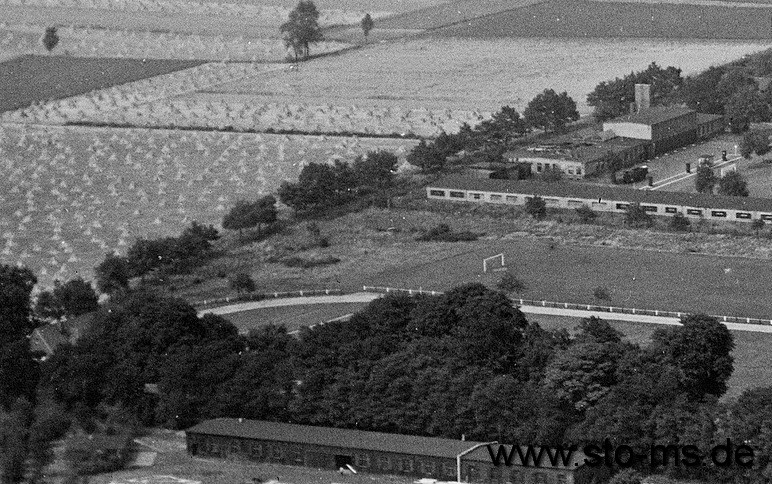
[9,0,772,479]
[2,0,772,285]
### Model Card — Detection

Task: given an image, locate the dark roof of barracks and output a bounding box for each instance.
[186,418,585,467]
[428,176,772,213]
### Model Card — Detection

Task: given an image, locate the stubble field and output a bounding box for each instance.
[0,124,417,286]
[203,37,772,115]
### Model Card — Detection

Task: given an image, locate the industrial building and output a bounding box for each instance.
[186,418,602,484]
[501,85,725,180]
[504,136,649,180]
[602,85,725,155]
[426,175,772,223]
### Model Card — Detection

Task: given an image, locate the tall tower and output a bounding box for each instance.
[635,84,651,113]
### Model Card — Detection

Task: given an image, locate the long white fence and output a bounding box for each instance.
[194,288,343,309]
[361,286,772,326]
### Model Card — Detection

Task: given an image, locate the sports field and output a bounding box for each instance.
[0,55,203,112]
[366,237,772,319]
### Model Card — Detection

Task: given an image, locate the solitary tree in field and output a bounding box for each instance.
[497,271,526,295]
[280,0,323,61]
[361,13,374,41]
[230,272,256,294]
[42,27,59,52]
[524,89,579,133]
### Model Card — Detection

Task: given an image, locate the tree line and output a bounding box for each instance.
[587,57,772,133]
[7,261,772,483]
[405,92,579,174]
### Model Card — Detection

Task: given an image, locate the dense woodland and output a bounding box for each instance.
[3,262,772,483]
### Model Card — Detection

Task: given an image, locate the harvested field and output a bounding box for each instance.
[206,38,770,115]
[432,0,772,39]
[0,0,389,35]
[0,24,351,61]
[0,54,202,113]
[0,124,417,286]
[0,62,283,122]
[375,0,542,30]
[66,93,482,137]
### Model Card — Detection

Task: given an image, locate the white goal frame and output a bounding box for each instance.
[483,253,506,273]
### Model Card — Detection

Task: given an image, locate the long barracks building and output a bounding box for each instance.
[186,418,604,484]
[426,176,772,223]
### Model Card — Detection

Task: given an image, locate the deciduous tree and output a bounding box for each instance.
[623,202,653,228]
[475,106,529,147]
[525,196,547,219]
[718,171,749,197]
[496,271,526,294]
[42,26,59,52]
[353,150,397,205]
[524,89,579,133]
[229,272,256,294]
[695,164,717,193]
[360,13,374,40]
[222,196,277,237]
[36,277,99,320]
[650,314,734,400]
[94,253,130,295]
[280,0,323,61]
[588,62,683,121]
[740,130,771,159]
[278,161,356,213]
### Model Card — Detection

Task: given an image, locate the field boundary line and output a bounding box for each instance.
[362,285,772,326]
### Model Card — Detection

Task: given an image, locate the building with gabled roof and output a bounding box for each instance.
[185,418,605,484]
[29,312,96,359]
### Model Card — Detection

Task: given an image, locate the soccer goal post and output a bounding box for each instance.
[483,253,505,273]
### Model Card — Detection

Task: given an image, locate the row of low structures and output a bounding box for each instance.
[426,175,772,223]
[186,418,606,484]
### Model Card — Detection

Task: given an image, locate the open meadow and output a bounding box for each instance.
[0,124,417,287]
[366,236,772,319]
